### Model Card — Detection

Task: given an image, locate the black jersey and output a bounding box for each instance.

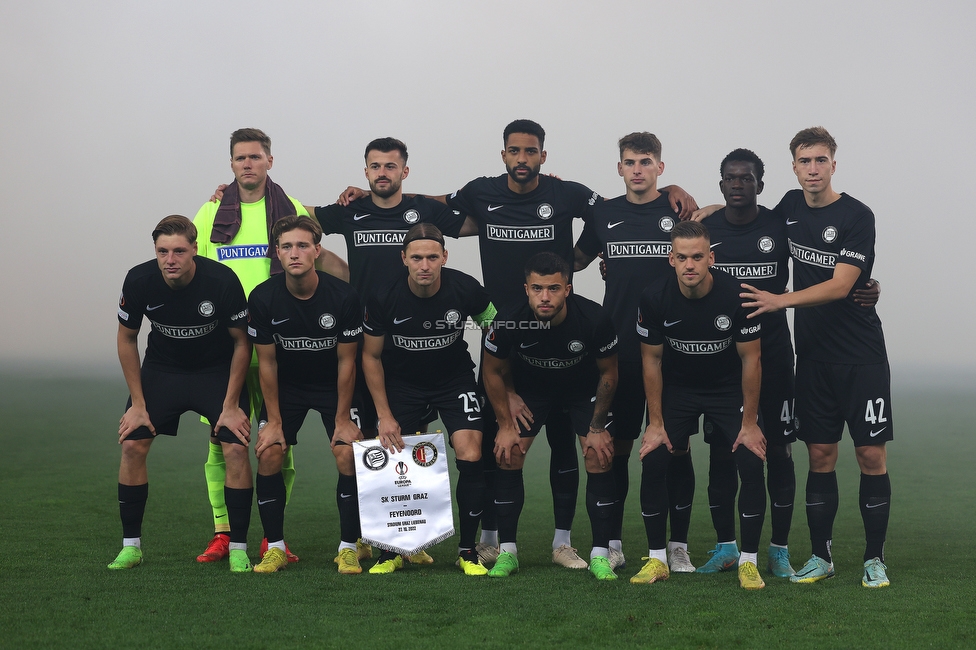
[484,294,617,399]
[363,268,492,389]
[446,174,600,312]
[247,271,363,389]
[637,270,761,389]
[314,195,466,299]
[776,190,887,364]
[575,191,677,355]
[702,206,792,350]
[118,257,248,372]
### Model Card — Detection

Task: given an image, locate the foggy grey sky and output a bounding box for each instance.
[2,1,974,378]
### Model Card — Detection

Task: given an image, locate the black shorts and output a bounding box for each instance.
[352,355,378,433]
[258,384,339,446]
[667,384,761,450]
[758,349,796,445]
[608,361,644,441]
[517,392,594,440]
[386,376,484,436]
[794,358,893,446]
[125,365,249,445]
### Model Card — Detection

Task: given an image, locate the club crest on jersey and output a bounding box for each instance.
[362,446,389,471]
[714,315,731,331]
[659,216,675,232]
[758,236,775,253]
[568,340,584,353]
[537,203,553,220]
[444,309,461,324]
[822,226,838,243]
[198,301,215,317]
[403,209,420,224]
[413,442,438,467]
[319,313,336,329]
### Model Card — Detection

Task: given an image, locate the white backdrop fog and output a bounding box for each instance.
[2,1,974,385]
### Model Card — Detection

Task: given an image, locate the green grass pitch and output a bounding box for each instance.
[1,372,974,648]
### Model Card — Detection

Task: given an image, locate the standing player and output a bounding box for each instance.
[193,128,345,564]
[111,215,254,571]
[573,132,698,573]
[635,220,767,590]
[361,223,497,576]
[246,216,364,574]
[741,127,893,588]
[481,252,619,581]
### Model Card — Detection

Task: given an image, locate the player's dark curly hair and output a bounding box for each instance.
[720,148,765,182]
[504,119,545,149]
[524,251,569,280]
[365,137,408,163]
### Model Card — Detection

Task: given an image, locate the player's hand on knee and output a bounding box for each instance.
[338,186,368,206]
[211,183,228,203]
[507,393,533,433]
[583,427,614,469]
[332,419,363,448]
[216,406,252,446]
[255,421,287,459]
[377,417,403,452]
[494,426,520,466]
[119,405,155,442]
[638,424,671,460]
[732,424,766,461]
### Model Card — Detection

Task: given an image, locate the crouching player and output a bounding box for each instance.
[362,224,496,575]
[482,252,619,580]
[111,215,254,571]
[635,220,767,589]
[246,215,365,574]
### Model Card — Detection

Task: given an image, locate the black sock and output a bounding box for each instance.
[767,446,796,547]
[480,424,498,532]
[806,471,838,562]
[118,483,148,539]
[734,446,766,554]
[495,469,524,544]
[455,459,486,549]
[667,451,695,544]
[639,446,670,550]
[859,473,891,562]
[224,486,253,545]
[336,473,361,544]
[708,443,738,543]
[256,472,286,544]
[585,470,616,549]
[610,453,630,540]
[547,423,579,532]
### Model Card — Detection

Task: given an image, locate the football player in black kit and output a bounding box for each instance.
[361,223,497,576]
[341,120,697,569]
[481,252,620,581]
[573,132,698,573]
[634,220,768,590]
[246,216,364,574]
[111,215,254,572]
[741,127,893,588]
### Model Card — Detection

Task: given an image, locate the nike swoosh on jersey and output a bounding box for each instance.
[271,318,289,325]
[393,317,412,324]
[353,213,371,220]
[607,221,625,229]
[146,304,164,311]
[663,320,682,327]
[710,242,722,248]
[487,204,504,212]
[520,342,539,348]
[786,219,799,225]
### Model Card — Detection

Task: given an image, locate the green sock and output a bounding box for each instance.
[282,445,296,506]
[205,441,230,533]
